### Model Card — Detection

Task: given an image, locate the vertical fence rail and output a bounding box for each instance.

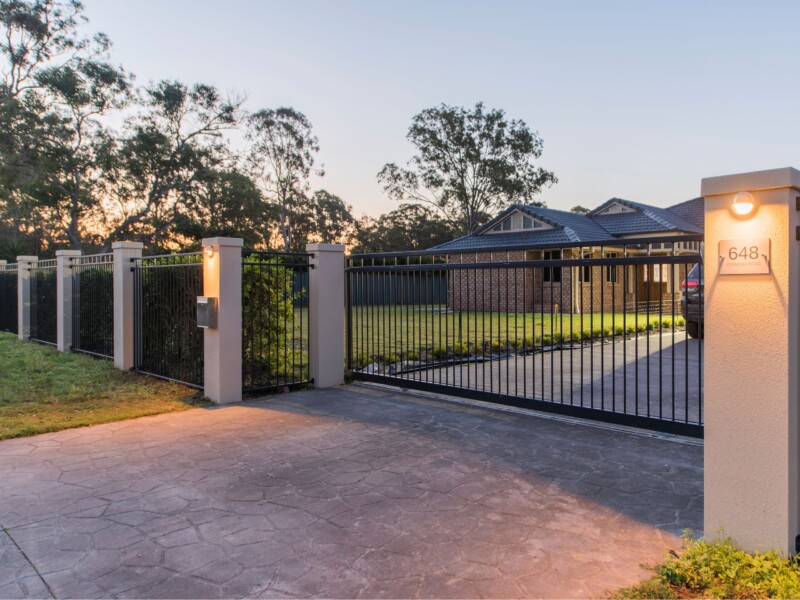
[242,251,311,393]
[132,253,204,388]
[0,265,18,334]
[71,254,114,358]
[346,236,704,437]
[29,259,58,345]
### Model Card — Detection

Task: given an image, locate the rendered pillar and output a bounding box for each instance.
[113,242,143,370]
[16,255,37,340]
[56,250,82,352]
[702,167,800,554]
[202,237,243,404]
[307,243,345,388]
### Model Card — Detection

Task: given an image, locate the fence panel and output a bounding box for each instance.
[242,251,311,393]
[346,236,704,438]
[71,254,114,358]
[0,266,17,334]
[29,260,57,345]
[133,253,204,388]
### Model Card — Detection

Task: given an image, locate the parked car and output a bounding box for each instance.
[681,263,704,338]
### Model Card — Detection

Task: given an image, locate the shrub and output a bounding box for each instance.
[676,317,686,326]
[614,326,624,336]
[661,319,672,328]
[614,533,800,599]
[432,346,448,360]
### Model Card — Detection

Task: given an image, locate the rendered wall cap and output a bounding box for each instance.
[201,237,244,248]
[16,255,38,262]
[111,241,144,250]
[701,167,800,197]
[306,243,345,252]
[55,250,82,257]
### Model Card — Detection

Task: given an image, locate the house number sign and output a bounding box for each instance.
[718,238,770,275]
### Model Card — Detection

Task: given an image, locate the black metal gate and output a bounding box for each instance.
[71,254,114,358]
[346,236,704,437]
[29,260,57,345]
[132,253,204,388]
[242,251,312,393]
[0,265,17,334]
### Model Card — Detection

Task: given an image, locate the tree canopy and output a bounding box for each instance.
[378,102,556,235]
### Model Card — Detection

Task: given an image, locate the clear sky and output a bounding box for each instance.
[82,0,800,218]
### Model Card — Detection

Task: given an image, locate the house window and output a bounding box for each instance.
[542,250,561,283]
[579,250,591,283]
[606,252,618,282]
[489,211,553,234]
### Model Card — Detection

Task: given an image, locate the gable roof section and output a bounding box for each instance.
[666,197,704,230]
[590,198,703,236]
[433,204,615,251]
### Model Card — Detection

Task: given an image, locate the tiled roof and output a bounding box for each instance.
[667,197,704,229]
[431,198,703,252]
[590,198,703,236]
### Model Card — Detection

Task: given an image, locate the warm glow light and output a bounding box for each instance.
[731,191,756,217]
[204,245,215,258]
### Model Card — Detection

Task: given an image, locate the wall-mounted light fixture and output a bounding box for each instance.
[731,191,757,218]
[204,245,215,258]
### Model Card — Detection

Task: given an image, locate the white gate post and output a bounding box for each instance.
[16,255,37,340]
[307,243,345,388]
[56,250,82,352]
[202,237,243,404]
[113,242,143,370]
[702,167,800,555]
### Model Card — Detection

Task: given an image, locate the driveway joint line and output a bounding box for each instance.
[2,524,56,599]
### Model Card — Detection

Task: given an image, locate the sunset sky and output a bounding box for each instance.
[83,0,800,217]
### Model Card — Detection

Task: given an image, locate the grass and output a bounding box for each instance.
[612,533,800,599]
[349,305,686,365]
[0,332,209,440]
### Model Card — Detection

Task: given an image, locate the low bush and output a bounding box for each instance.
[613,533,800,599]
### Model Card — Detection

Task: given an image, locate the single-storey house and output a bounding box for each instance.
[434,197,704,314]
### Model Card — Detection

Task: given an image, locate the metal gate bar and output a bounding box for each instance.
[346,235,703,438]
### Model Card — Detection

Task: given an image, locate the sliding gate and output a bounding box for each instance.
[346,237,704,437]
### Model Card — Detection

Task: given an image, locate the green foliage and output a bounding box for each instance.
[353,204,457,253]
[614,533,800,599]
[378,102,557,235]
[242,255,306,388]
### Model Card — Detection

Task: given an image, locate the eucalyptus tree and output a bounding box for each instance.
[101,80,243,252]
[378,102,557,235]
[291,189,354,249]
[246,107,321,251]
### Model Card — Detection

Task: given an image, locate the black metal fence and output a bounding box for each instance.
[71,254,114,358]
[29,259,58,345]
[133,253,204,388]
[346,236,704,437]
[242,251,311,393]
[0,265,17,334]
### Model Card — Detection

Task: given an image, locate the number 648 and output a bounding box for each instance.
[728,246,759,260]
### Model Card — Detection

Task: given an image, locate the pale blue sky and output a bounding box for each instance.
[83,0,800,217]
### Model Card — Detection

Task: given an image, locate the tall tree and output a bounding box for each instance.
[246,107,321,251]
[291,189,354,249]
[378,102,556,235]
[101,80,243,252]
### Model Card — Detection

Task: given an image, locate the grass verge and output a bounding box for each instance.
[612,533,800,599]
[0,332,209,440]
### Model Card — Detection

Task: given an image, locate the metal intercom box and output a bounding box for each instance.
[197,296,218,329]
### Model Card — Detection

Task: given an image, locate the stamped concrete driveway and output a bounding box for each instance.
[0,384,703,599]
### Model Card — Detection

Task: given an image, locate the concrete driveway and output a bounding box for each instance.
[0,384,703,599]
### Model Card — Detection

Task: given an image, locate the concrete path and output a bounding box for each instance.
[0,384,703,599]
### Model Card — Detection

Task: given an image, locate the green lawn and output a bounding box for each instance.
[0,333,208,440]
[349,305,685,365]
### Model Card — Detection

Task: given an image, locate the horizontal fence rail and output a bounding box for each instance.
[0,265,18,334]
[29,259,58,345]
[133,253,204,388]
[242,251,312,394]
[346,237,704,437]
[71,254,114,359]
